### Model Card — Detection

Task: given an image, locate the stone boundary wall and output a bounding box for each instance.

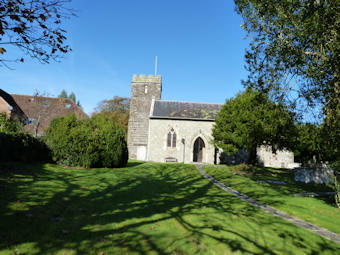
[219,146,298,169]
[257,145,295,169]
[294,164,335,184]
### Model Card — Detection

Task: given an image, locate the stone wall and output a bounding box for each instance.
[127,74,162,160]
[219,146,298,168]
[295,165,335,184]
[147,118,216,164]
[257,145,296,169]
[219,149,248,165]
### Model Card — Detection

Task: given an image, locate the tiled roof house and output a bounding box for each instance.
[0,89,28,123]
[0,90,88,136]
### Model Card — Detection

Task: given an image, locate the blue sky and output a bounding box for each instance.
[1,0,250,115]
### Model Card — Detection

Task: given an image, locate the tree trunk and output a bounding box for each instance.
[248,147,257,165]
[334,173,340,209]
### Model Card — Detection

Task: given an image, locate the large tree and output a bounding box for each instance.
[234,0,339,124]
[93,96,130,132]
[212,89,296,164]
[294,123,322,163]
[0,0,74,68]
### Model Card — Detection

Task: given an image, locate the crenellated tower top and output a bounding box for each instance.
[132,74,162,83]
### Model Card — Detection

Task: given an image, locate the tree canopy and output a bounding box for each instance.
[212,89,296,164]
[294,123,322,163]
[0,0,74,68]
[93,96,130,132]
[58,89,81,107]
[234,0,339,124]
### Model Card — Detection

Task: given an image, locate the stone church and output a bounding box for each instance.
[127,74,297,167]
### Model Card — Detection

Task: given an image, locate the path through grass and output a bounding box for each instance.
[1,162,340,254]
[204,164,340,235]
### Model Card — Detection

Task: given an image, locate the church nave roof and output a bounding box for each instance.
[150,100,222,121]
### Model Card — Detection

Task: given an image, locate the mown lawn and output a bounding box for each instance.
[0,161,339,255]
[204,164,340,235]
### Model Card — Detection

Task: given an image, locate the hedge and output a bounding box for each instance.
[0,132,51,163]
[45,114,128,168]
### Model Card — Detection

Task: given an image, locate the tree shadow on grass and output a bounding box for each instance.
[0,162,339,254]
[211,165,337,207]
[249,168,337,207]
[126,161,145,168]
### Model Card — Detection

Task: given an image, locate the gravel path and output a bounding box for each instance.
[195,164,340,244]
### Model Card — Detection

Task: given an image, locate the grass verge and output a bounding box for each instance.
[0,161,339,254]
[203,164,340,235]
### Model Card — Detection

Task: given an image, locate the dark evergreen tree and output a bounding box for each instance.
[212,89,296,164]
[58,90,81,108]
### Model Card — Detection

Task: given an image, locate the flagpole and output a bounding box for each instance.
[155,56,158,76]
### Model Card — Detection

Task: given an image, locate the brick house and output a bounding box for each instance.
[0,89,28,123]
[0,89,87,136]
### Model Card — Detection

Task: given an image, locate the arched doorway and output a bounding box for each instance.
[193,137,205,162]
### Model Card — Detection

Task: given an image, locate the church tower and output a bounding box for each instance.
[127,74,162,160]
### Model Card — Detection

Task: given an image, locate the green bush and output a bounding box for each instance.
[0,132,51,163]
[45,114,128,168]
[0,113,51,163]
[0,113,22,133]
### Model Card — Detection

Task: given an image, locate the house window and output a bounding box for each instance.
[25,118,35,124]
[167,128,176,148]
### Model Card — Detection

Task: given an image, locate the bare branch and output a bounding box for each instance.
[0,0,75,68]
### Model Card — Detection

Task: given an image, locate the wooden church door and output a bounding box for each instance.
[193,137,205,162]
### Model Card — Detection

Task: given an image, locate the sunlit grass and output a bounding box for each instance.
[204,164,340,234]
[0,161,339,254]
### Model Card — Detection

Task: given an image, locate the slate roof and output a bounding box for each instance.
[151,100,222,121]
[11,94,88,136]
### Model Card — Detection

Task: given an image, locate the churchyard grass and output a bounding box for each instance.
[1,161,340,254]
[203,164,340,235]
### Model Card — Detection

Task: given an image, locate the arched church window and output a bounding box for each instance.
[172,132,176,148]
[167,132,172,147]
[167,128,176,148]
